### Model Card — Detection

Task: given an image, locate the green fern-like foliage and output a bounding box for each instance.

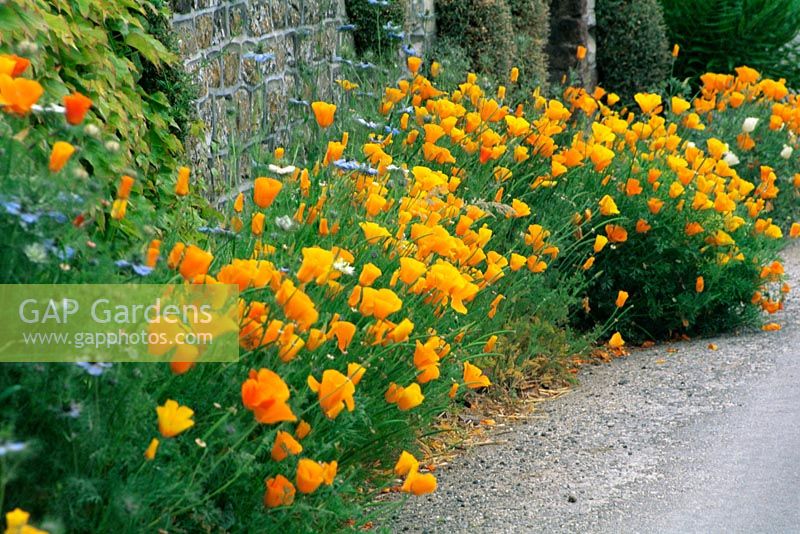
[596,0,672,97]
[662,0,800,85]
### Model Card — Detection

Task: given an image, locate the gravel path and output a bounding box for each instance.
[394,243,800,533]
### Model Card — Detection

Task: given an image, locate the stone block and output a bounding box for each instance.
[203,52,223,90]
[230,3,248,37]
[248,2,274,36]
[222,44,242,87]
[173,19,198,59]
[271,0,288,29]
[287,0,302,27]
[195,13,214,50]
[171,0,193,15]
[234,88,253,136]
[212,7,229,47]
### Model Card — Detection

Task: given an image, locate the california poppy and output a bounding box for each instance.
[401,470,437,495]
[463,361,491,389]
[49,141,75,172]
[0,74,43,114]
[175,166,190,196]
[156,399,195,438]
[307,368,358,419]
[63,92,92,125]
[271,430,303,461]
[179,245,213,280]
[241,368,297,424]
[144,438,159,460]
[264,475,296,508]
[253,177,282,208]
[311,101,337,128]
[296,458,337,494]
[608,332,625,349]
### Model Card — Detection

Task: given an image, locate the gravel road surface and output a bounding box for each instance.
[395,244,800,533]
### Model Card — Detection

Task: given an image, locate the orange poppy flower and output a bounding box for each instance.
[156,399,195,438]
[253,177,282,208]
[175,166,190,196]
[311,101,337,128]
[251,213,265,236]
[63,92,92,125]
[358,263,382,286]
[49,141,75,172]
[327,320,356,352]
[605,224,628,243]
[295,420,312,440]
[608,332,625,348]
[407,56,422,74]
[635,219,651,233]
[401,470,437,495]
[296,458,337,494]
[117,175,135,200]
[167,242,186,269]
[264,475,296,508]
[241,368,297,424]
[275,279,319,330]
[307,368,358,419]
[0,54,30,77]
[178,245,213,280]
[634,92,662,114]
[296,247,334,284]
[144,438,159,460]
[358,287,403,320]
[463,361,491,389]
[271,430,303,461]
[233,192,244,212]
[0,74,43,115]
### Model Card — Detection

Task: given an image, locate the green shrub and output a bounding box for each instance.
[344,0,407,60]
[596,0,671,97]
[434,0,517,80]
[506,0,550,91]
[662,0,800,88]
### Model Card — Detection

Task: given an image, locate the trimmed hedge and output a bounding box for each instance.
[435,0,517,80]
[596,0,671,97]
[507,0,550,89]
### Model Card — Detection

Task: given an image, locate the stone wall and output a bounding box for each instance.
[547,0,596,87]
[404,0,436,54]
[170,0,591,194]
[170,0,355,193]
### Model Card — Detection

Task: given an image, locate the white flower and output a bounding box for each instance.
[332,259,355,276]
[742,117,759,133]
[275,215,294,231]
[723,151,740,166]
[84,124,100,137]
[268,164,297,175]
[686,141,696,149]
[23,243,48,263]
[781,144,793,159]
